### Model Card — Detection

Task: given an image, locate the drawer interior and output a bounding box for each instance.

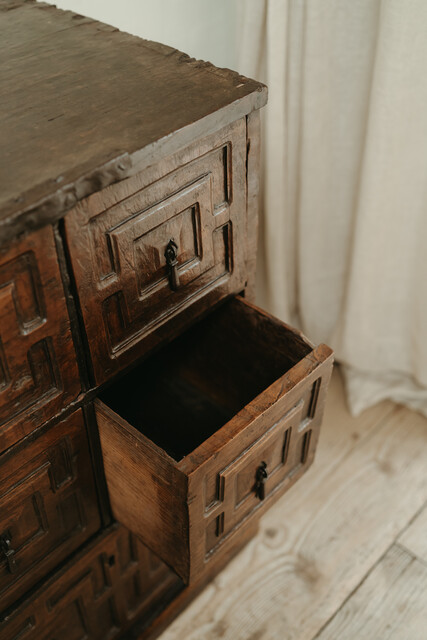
[100,297,312,461]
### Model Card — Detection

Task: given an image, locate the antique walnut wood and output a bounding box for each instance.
[0,226,80,452]
[96,297,333,583]
[0,1,333,638]
[0,525,182,640]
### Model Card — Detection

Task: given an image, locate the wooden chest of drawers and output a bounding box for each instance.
[0,1,333,637]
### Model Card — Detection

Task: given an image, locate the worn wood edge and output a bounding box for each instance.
[177,346,333,476]
[243,110,261,302]
[185,446,326,586]
[156,375,427,640]
[236,294,317,349]
[183,355,333,582]
[91,327,332,481]
[0,0,267,249]
[0,153,132,246]
[177,298,333,475]
[94,398,180,470]
[0,92,267,245]
[94,399,191,581]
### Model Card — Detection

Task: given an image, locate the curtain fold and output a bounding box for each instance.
[237,0,427,417]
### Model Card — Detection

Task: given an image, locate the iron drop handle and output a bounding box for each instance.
[1,532,17,574]
[164,239,180,291]
[254,461,268,501]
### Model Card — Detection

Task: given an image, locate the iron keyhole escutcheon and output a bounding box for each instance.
[0,531,17,574]
[254,461,268,500]
[164,239,180,291]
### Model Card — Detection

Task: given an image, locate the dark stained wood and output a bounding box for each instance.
[0,409,101,611]
[81,402,113,527]
[0,0,267,243]
[96,401,190,582]
[96,296,334,583]
[0,226,80,454]
[0,4,335,637]
[244,110,262,301]
[65,121,248,384]
[127,519,259,640]
[0,524,182,639]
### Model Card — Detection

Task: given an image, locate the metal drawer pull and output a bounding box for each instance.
[164,239,180,291]
[254,461,268,500]
[0,532,17,574]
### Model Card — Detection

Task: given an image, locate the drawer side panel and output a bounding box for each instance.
[95,401,190,581]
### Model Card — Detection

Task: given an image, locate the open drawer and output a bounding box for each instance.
[95,297,333,583]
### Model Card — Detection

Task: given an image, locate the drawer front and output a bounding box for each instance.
[96,297,334,584]
[202,379,322,557]
[0,226,80,453]
[65,119,247,383]
[0,409,101,610]
[0,526,181,640]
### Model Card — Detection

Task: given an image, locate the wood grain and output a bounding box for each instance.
[244,110,261,301]
[1,1,272,633]
[0,0,266,242]
[0,226,80,454]
[316,545,427,640]
[0,409,100,611]
[95,399,190,582]
[398,502,427,564]
[96,296,332,584]
[156,371,427,640]
[0,524,181,639]
[65,121,248,383]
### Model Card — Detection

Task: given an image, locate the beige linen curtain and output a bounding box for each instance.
[237,0,427,417]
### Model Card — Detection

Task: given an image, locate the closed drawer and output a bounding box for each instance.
[0,409,101,610]
[0,525,181,640]
[0,226,80,453]
[65,119,248,385]
[96,297,333,583]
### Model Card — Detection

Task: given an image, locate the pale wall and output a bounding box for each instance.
[43,0,238,69]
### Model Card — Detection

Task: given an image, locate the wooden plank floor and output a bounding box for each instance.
[158,367,427,640]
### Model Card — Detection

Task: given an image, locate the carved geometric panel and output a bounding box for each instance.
[65,120,247,383]
[0,226,80,453]
[0,409,100,611]
[0,526,182,640]
[203,378,322,556]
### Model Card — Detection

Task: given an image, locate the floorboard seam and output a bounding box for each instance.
[309,534,405,638]
[394,542,427,570]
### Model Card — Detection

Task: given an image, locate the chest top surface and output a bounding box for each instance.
[0,0,266,243]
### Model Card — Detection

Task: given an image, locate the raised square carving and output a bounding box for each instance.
[0,526,181,640]
[65,120,247,383]
[102,174,217,356]
[0,226,80,453]
[204,380,322,555]
[0,409,100,611]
